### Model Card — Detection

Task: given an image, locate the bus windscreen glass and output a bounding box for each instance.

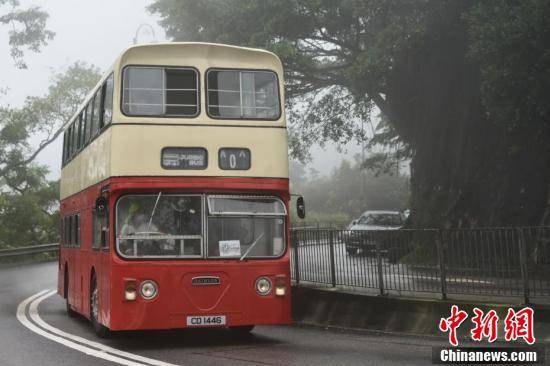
[116,194,203,258]
[207,196,286,259]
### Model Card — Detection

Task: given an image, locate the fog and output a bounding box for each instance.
[0,0,362,180]
[0,0,166,179]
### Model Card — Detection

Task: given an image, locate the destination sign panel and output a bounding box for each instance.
[161,147,207,169]
[219,148,251,170]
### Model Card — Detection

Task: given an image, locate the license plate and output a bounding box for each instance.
[186,315,226,327]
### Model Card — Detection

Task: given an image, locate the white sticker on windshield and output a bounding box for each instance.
[219,240,241,257]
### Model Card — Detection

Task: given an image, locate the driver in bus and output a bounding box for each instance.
[119,202,161,256]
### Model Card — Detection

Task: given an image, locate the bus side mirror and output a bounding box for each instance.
[296,196,306,219]
[95,196,108,217]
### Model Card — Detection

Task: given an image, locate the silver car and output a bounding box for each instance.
[345,210,405,256]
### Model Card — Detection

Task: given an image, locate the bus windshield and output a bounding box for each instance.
[207,196,286,259]
[116,195,286,259]
[116,194,203,258]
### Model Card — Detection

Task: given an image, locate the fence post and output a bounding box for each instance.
[517,229,530,305]
[329,230,336,287]
[436,230,448,300]
[293,230,300,284]
[376,236,385,296]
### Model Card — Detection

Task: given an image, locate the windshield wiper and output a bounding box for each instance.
[147,191,162,231]
[239,233,265,261]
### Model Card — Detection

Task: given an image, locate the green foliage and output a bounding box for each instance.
[0,62,101,190]
[468,0,550,130]
[149,0,550,227]
[0,171,58,247]
[0,0,54,68]
[0,63,101,248]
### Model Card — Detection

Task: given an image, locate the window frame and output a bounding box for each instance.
[62,131,68,165]
[206,195,287,216]
[102,73,114,127]
[205,195,287,259]
[120,65,200,118]
[69,122,76,158]
[113,194,287,261]
[205,67,282,121]
[92,206,110,251]
[76,114,84,151]
[62,73,114,167]
[90,89,102,138]
[114,193,205,260]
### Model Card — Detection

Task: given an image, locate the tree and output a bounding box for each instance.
[0,63,101,247]
[0,62,102,192]
[0,0,54,68]
[149,0,550,227]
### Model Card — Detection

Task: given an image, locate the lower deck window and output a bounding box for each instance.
[116,194,203,258]
[206,196,286,258]
[115,194,286,259]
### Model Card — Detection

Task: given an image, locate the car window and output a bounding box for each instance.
[359,213,402,226]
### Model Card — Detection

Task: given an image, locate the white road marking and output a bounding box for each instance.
[17,290,181,366]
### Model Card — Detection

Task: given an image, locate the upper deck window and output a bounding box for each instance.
[122,67,198,117]
[206,70,280,120]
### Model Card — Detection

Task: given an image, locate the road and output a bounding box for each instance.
[0,261,451,366]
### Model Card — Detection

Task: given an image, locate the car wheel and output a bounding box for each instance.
[90,275,110,338]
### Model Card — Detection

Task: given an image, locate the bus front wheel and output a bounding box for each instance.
[90,275,110,338]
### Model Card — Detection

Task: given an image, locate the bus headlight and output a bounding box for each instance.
[140,280,158,300]
[255,277,272,296]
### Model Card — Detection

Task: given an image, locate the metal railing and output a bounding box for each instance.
[0,243,59,258]
[290,227,550,304]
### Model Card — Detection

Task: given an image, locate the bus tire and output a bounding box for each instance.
[229,325,255,335]
[65,267,77,318]
[90,274,110,338]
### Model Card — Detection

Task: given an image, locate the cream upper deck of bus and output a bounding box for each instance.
[60,43,288,200]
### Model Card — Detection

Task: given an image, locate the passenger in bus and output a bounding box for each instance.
[171,197,201,235]
[171,198,201,255]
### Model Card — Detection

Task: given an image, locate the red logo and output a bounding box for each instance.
[439,305,469,346]
[439,306,535,346]
[470,308,498,343]
[504,307,535,345]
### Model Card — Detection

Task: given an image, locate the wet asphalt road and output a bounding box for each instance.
[0,261,449,366]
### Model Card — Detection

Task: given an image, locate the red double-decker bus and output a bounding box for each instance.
[57,43,294,337]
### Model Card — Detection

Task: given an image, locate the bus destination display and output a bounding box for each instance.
[162,147,207,169]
